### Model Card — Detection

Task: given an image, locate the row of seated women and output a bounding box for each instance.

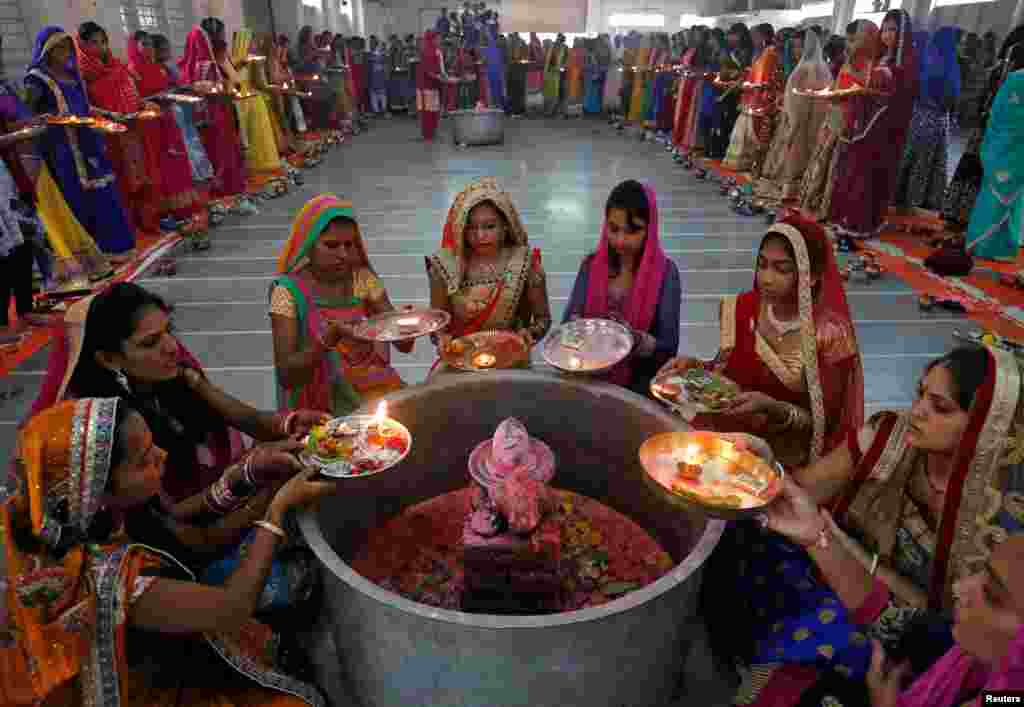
[7,17,355,284]
[4,177,1024,705]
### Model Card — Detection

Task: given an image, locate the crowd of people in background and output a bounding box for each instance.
[5,6,1024,707]
[3,7,1022,344]
[403,10,1022,277]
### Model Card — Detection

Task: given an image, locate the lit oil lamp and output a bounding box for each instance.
[682,443,702,465]
[473,352,497,369]
[568,356,582,371]
[396,316,421,335]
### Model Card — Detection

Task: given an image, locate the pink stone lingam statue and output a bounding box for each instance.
[463,418,561,612]
[467,418,556,537]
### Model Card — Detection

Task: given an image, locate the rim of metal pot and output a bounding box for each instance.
[298,370,725,629]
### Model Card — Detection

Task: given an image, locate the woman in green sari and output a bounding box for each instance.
[269,194,413,415]
[544,34,567,115]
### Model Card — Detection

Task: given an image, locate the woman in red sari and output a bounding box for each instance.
[76,23,160,238]
[659,213,863,469]
[416,32,443,141]
[670,31,702,159]
[126,34,209,241]
[178,19,248,206]
[829,9,919,240]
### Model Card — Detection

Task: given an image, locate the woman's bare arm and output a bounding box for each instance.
[130,507,284,634]
[270,311,321,391]
[792,435,859,505]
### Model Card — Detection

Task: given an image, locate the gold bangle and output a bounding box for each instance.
[253,520,286,539]
[869,552,880,577]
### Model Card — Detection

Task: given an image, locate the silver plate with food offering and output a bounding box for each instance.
[650,367,739,414]
[348,307,451,342]
[541,318,634,375]
[0,124,46,144]
[301,414,412,478]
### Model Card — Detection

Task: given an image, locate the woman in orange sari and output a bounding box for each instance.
[658,213,863,469]
[76,23,161,239]
[1,397,334,706]
[722,22,783,177]
[564,38,585,117]
[426,177,552,375]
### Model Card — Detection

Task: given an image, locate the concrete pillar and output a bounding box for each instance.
[833,0,855,34]
[1013,0,1024,31]
[903,0,934,27]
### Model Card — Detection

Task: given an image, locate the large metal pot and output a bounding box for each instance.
[452,108,505,145]
[298,371,723,707]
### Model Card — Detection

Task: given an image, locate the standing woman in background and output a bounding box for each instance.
[76,23,161,240]
[586,34,610,115]
[416,31,444,141]
[543,34,567,116]
[483,31,506,110]
[25,27,136,259]
[178,18,250,211]
[943,26,1024,236]
[506,33,528,115]
[526,32,545,115]
[828,9,919,240]
[602,34,624,119]
[964,36,1024,261]
[892,27,959,211]
[127,33,211,245]
[564,37,585,117]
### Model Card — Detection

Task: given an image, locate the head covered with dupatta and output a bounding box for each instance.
[25,285,244,503]
[29,26,78,77]
[753,214,864,462]
[2,398,130,700]
[782,29,831,124]
[431,177,530,296]
[276,193,372,276]
[840,344,1024,610]
[178,22,219,84]
[418,31,442,87]
[880,8,917,73]
[2,398,326,706]
[584,181,667,341]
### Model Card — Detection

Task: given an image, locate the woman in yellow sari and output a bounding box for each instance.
[628,35,652,124]
[1,397,335,706]
[426,177,552,376]
[226,29,287,198]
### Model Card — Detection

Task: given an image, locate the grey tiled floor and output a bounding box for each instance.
[0,115,974,706]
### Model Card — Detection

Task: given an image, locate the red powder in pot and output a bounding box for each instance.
[349,488,674,613]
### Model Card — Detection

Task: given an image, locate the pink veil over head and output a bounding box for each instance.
[584,183,669,386]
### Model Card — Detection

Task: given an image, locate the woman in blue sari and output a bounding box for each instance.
[25,26,135,257]
[483,32,506,109]
[892,28,960,211]
[965,66,1024,261]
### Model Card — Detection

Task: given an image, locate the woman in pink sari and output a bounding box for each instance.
[178,19,248,205]
[127,34,209,241]
[564,180,681,394]
[829,9,919,240]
